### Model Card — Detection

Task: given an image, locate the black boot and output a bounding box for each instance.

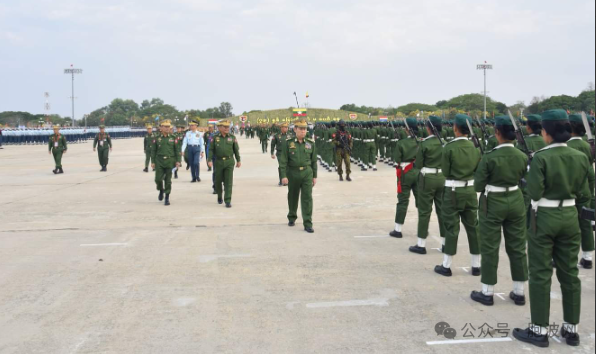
[53,169,58,175]
[305,227,315,234]
[389,231,403,238]
[186,164,190,171]
[218,198,223,205]
[560,327,581,347]
[346,175,352,182]
[59,168,64,174]
[472,267,481,277]
[104,166,107,172]
[580,258,593,269]
[434,265,453,277]
[165,194,170,206]
[158,190,164,201]
[174,171,178,179]
[409,246,427,255]
[471,291,494,306]
[339,175,344,181]
[512,328,549,348]
[226,203,232,208]
[143,167,148,173]
[509,292,526,306]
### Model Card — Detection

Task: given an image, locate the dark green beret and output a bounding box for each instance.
[495,115,513,126]
[568,114,582,123]
[429,116,442,125]
[526,114,542,122]
[455,114,472,127]
[541,109,568,122]
[406,118,418,128]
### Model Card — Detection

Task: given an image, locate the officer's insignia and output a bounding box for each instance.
[196,134,200,138]
[158,138,162,142]
[169,139,174,143]
[290,142,296,149]
[305,143,312,149]
[152,140,156,143]
[216,138,220,142]
[228,138,232,142]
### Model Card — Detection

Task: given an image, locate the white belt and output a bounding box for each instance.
[421,167,442,175]
[445,180,474,188]
[391,139,399,142]
[327,140,333,143]
[532,198,575,210]
[399,162,415,169]
[485,185,519,196]
[364,139,375,143]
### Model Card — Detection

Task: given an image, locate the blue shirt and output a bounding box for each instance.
[182,131,204,151]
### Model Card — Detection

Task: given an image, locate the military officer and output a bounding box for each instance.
[143,125,154,172]
[470,115,529,307]
[435,114,482,277]
[271,122,292,186]
[182,121,205,183]
[93,125,113,172]
[150,120,181,206]
[208,120,241,208]
[410,116,445,254]
[48,125,67,174]
[513,110,591,348]
[390,118,420,238]
[279,119,318,233]
[333,120,353,182]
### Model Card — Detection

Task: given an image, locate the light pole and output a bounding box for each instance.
[477,62,493,121]
[64,65,83,126]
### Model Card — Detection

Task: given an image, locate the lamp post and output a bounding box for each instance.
[64,65,83,126]
[477,62,493,121]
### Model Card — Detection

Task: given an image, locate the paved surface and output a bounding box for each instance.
[0,138,594,354]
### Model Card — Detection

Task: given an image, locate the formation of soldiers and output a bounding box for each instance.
[0,126,144,145]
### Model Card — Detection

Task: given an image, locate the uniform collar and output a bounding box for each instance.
[423,135,436,142]
[538,143,567,152]
[529,134,540,137]
[495,143,515,149]
[448,137,468,144]
[568,137,583,141]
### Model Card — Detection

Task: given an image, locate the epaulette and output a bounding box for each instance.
[306,138,315,144]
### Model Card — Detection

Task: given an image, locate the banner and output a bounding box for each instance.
[240,116,248,122]
[349,114,358,121]
[293,108,308,117]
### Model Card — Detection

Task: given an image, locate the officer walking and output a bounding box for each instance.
[513,110,591,348]
[151,120,181,206]
[182,121,205,183]
[143,125,154,173]
[48,125,67,174]
[271,122,292,186]
[93,125,113,172]
[208,120,241,208]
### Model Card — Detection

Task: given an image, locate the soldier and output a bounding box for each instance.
[48,125,67,174]
[390,118,420,238]
[208,120,241,208]
[521,114,547,222]
[271,122,291,186]
[93,125,112,172]
[513,110,591,348]
[143,125,154,173]
[279,119,317,233]
[333,120,353,182]
[363,122,378,171]
[259,125,269,153]
[470,116,529,307]
[205,124,215,172]
[410,116,445,254]
[150,120,181,206]
[568,114,595,269]
[182,121,205,183]
[434,114,482,277]
[174,124,187,179]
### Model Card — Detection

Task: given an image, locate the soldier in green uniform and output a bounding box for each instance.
[93,125,113,172]
[143,125,154,173]
[208,120,241,208]
[271,122,292,186]
[259,124,270,153]
[150,120,181,206]
[410,116,445,254]
[435,114,482,277]
[470,116,529,307]
[521,114,547,222]
[174,124,187,179]
[279,119,317,233]
[333,120,353,182]
[568,114,595,269]
[390,118,420,238]
[514,110,591,348]
[48,125,67,174]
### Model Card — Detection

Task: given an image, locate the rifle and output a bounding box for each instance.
[427,118,445,146]
[508,110,532,157]
[465,119,484,155]
[404,119,418,140]
[581,112,595,161]
[581,206,596,221]
[476,117,491,142]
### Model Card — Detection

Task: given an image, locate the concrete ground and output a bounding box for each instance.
[0,137,594,354]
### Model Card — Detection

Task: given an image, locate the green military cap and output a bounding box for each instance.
[495,115,513,126]
[568,114,582,123]
[526,114,542,122]
[405,117,417,127]
[541,109,568,121]
[429,116,442,125]
[294,119,308,128]
[160,120,172,127]
[52,124,61,129]
[455,114,472,127]
[217,119,231,127]
[280,122,289,128]
[146,124,153,129]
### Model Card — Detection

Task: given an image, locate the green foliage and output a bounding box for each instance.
[527,91,595,114]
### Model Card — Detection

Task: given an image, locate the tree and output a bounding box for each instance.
[218,102,234,118]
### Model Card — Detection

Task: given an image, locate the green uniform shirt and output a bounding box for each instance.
[279,138,318,179]
[525,135,547,153]
[271,132,290,153]
[144,134,153,152]
[48,134,67,152]
[151,134,182,164]
[394,137,419,163]
[474,143,528,191]
[93,133,112,149]
[207,133,241,162]
[442,137,481,181]
[415,135,442,169]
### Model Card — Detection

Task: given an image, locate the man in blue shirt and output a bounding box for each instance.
[182,121,205,183]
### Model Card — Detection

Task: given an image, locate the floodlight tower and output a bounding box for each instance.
[477,62,493,120]
[64,65,83,126]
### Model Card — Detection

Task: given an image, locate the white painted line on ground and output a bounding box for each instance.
[306,298,391,308]
[460,267,470,273]
[495,293,506,301]
[80,243,128,247]
[552,336,562,344]
[354,235,390,239]
[198,254,252,263]
[427,338,513,346]
[432,248,442,253]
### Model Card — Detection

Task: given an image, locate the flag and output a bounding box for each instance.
[293,108,307,117]
[306,91,310,98]
[155,116,160,121]
[379,116,388,122]
[208,119,218,125]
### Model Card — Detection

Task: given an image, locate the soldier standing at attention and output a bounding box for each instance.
[470,116,529,307]
[513,110,591,348]
[48,125,67,174]
[410,116,445,254]
[271,122,291,186]
[333,120,353,182]
[182,121,205,183]
[390,118,420,238]
[143,125,154,173]
[208,120,241,208]
[434,114,482,277]
[93,125,112,172]
[280,119,317,233]
[151,120,181,206]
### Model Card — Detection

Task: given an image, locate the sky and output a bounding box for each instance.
[0,0,594,118]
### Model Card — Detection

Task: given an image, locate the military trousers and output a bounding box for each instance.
[97,148,109,166]
[442,186,480,256]
[287,166,314,228]
[577,200,595,252]
[214,158,235,203]
[417,173,446,239]
[395,169,419,224]
[276,153,283,183]
[363,142,376,167]
[155,156,176,194]
[529,206,581,327]
[261,139,268,153]
[145,151,152,168]
[52,150,64,169]
[478,190,528,286]
[336,149,351,176]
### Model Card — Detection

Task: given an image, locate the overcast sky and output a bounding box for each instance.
[1,0,594,118]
